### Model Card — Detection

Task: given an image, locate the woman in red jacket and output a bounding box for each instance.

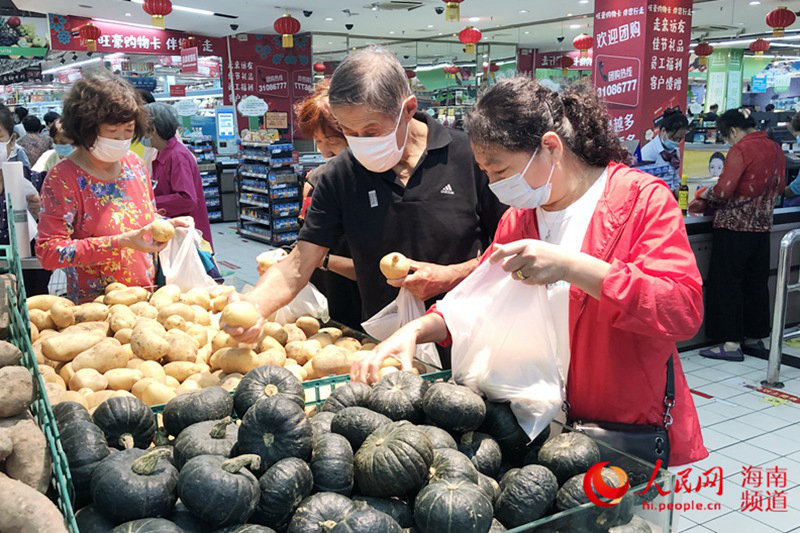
[352,78,707,466]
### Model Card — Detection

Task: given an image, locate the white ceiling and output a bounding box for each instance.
[13,0,800,65]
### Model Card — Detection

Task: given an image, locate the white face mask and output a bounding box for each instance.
[489,147,555,209]
[345,98,411,173]
[90,136,131,163]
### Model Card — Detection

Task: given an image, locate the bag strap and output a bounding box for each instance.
[663,355,675,429]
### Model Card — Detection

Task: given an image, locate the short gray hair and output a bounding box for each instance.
[329,47,411,118]
[146,102,179,140]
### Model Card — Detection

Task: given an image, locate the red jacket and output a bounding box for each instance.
[439,162,707,466]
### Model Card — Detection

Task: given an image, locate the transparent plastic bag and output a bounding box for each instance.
[274,283,329,324]
[362,288,442,370]
[157,222,217,292]
[436,260,564,441]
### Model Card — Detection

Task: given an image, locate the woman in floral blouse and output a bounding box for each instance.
[36,75,185,302]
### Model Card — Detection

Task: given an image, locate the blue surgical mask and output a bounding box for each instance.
[795,136,800,145]
[662,137,679,151]
[141,136,152,148]
[488,147,555,209]
[54,144,73,157]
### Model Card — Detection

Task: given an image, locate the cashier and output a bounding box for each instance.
[226,47,506,344]
[640,109,689,172]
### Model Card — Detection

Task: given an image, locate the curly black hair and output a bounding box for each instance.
[61,74,149,150]
[716,108,756,139]
[465,77,628,167]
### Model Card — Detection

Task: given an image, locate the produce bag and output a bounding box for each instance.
[157,221,217,292]
[274,283,330,324]
[362,288,442,370]
[436,260,564,441]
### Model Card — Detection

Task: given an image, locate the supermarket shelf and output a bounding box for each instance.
[241,185,271,195]
[238,228,272,243]
[241,141,272,148]
[240,215,271,225]
[241,154,271,163]
[239,199,271,208]
[240,171,270,179]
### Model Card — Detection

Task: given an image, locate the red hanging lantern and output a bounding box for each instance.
[142,0,172,29]
[458,26,482,55]
[79,22,102,52]
[313,62,326,73]
[573,33,593,59]
[405,69,416,79]
[558,55,574,76]
[441,0,464,22]
[750,38,770,56]
[489,62,499,72]
[766,6,796,38]
[694,41,713,66]
[274,14,301,48]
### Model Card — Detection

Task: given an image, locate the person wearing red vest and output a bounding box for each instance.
[352,78,707,466]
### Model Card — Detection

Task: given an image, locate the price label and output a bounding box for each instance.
[237,95,269,117]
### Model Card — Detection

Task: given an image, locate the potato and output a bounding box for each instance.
[121,343,134,361]
[175,380,202,395]
[104,282,127,294]
[87,390,118,409]
[157,303,195,325]
[258,335,286,355]
[302,359,317,381]
[72,338,127,373]
[69,368,108,392]
[163,315,187,331]
[104,286,149,307]
[311,345,351,377]
[28,309,55,332]
[49,300,75,330]
[57,390,88,408]
[126,358,145,370]
[334,337,362,352]
[104,368,143,391]
[221,301,260,329]
[25,294,73,312]
[138,360,167,384]
[284,324,307,344]
[61,321,110,336]
[164,329,199,363]
[308,332,334,348]
[185,324,209,348]
[43,374,65,390]
[38,364,55,377]
[295,316,321,338]
[32,329,58,346]
[285,363,306,382]
[131,378,158,399]
[133,318,167,335]
[109,306,137,333]
[181,288,212,310]
[256,348,287,367]
[0,340,22,368]
[165,375,180,388]
[164,361,201,383]
[152,284,181,300]
[361,343,377,351]
[41,331,106,362]
[262,322,288,345]
[130,328,169,361]
[45,383,64,404]
[196,344,212,365]
[151,218,175,243]
[0,366,33,417]
[211,295,228,313]
[319,327,344,342]
[141,382,176,406]
[210,347,272,374]
[219,373,243,392]
[212,330,238,352]
[285,340,322,365]
[73,302,109,323]
[185,372,220,388]
[114,328,133,345]
[191,305,211,326]
[58,362,75,384]
[93,295,105,303]
[0,413,52,494]
[29,322,39,343]
[129,301,159,319]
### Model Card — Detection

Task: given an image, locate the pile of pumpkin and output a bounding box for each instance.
[25,284,393,413]
[57,364,652,533]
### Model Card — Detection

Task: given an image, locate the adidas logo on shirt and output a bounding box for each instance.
[440,184,455,195]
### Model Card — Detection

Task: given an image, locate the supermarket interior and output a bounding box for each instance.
[7,0,800,532]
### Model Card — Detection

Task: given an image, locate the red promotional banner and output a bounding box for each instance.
[169,84,186,97]
[293,71,314,97]
[181,46,198,74]
[536,50,592,71]
[516,47,537,76]
[256,67,289,98]
[48,14,224,56]
[595,55,641,107]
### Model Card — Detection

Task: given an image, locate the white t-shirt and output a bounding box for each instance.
[536,169,608,385]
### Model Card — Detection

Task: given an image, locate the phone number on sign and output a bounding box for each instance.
[259,82,287,92]
[596,79,637,98]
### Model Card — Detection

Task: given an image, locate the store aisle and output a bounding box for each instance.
[210,222,273,287]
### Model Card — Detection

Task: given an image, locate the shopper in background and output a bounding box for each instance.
[12,107,27,139]
[691,108,785,361]
[132,90,158,174]
[708,151,725,178]
[36,75,186,302]
[19,115,52,168]
[785,113,800,206]
[353,77,706,467]
[704,104,719,123]
[145,102,213,248]
[765,103,776,113]
[43,111,60,132]
[640,109,689,176]
[32,120,74,176]
[295,79,361,328]
[225,47,507,360]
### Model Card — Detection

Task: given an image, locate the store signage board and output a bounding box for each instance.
[752,74,768,93]
[237,95,269,117]
[181,46,199,74]
[170,84,187,97]
[174,99,199,117]
[706,49,729,111]
[725,48,744,110]
[125,77,157,92]
[594,55,641,107]
[265,112,288,129]
[48,14,224,56]
[0,16,49,58]
[537,50,592,71]
[775,73,792,94]
[0,65,42,85]
[255,67,290,98]
[0,46,47,58]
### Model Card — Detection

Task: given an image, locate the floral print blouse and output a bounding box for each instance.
[35,153,157,302]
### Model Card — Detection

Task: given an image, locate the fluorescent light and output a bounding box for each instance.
[129,0,213,15]
[469,17,480,22]
[519,9,528,14]
[749,1,761,5]
[524,31,530,34]
[427,24,435,28]
[702,34,800,47]
[579,0,589,3]
[570,24,581,29]
[389,31,395,34]
[43,57,102,74]
[325,17,333,21]
[125,12,131,16]
[94,17,159,29]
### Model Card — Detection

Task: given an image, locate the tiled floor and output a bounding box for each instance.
[211,223,800,532]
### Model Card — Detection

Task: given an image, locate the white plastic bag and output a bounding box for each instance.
[274,283,330,324]
[362,288,442,370]
[157,222,217,292]
[436,260,564,441]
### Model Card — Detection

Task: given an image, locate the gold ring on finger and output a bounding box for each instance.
[515,269,527,281]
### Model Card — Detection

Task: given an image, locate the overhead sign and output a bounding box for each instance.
[181,46,198,74]
[237,95,269,117]
[174,99,199,117]
[0,16,49,58]
[752,74,767,93]
[594,55,641,107]
[0,65,42,85]
[170,84,186,97]
[125,76,157,92]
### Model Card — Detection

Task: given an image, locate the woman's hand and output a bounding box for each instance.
[26,193,41,220]
[256,249,288,276]
[387,259,472,301]
[489,240,570,286]
[220,292,265,345]
[118,222,170,253]
[168,216,193,229]
[687,198,708,215]
[351,325,418,384]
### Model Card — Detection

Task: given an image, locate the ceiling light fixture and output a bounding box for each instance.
[125,12,131,16]
[427,24,435,28]
[524,31,530,34]
[519,10,528,14]
[129,0,213,15]
[569,24,581,29]
[43,57,102,75]
[579,0,589,3]
[469,17,480,22]
[325,17,333,21]
[749,1,761,5]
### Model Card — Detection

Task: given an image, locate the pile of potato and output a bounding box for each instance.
[26,283,402,412]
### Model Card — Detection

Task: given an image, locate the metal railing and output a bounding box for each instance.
[765,228,800,388]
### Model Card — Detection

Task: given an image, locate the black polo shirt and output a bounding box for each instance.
[299,112,507,319]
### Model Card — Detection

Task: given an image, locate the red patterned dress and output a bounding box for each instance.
[35,153,158,302]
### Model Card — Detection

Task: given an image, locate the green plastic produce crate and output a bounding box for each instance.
[6,285,79,533]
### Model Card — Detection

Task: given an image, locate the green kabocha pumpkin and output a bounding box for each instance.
[109,518,182,533]
[92,396,157,450]
[234,365,305,418]
[489,518,507,532]
[90,448,178,523]
[458,431,502,478]
[427,448,479,484]
[237,395,313,474]
[367,371,429,422]
[422,382,485,433]
[556,469,633,533]
[477,472,500,505]
[178,454,261,528]
[352,497,413,528]
[498,467,520,489]
[537,431,601,485]
[311,411,336,440]
[162,386,233,437]
[495,464,558,528]
[413,480,493,533]
[53,401,93,426]
[417,425,457,450]
[330,506,402,533]
[74,505,115,533]
[321,382,372,413]
[479,401,533,462]
[609,516,653,533]
[330,406,392,450]
[173,417,238,469]
[58,419,110,497]
[167,501,209,533]
[216,526,277,533]
[286,492,357,533]
[253,457,313,530]
[311,432,354,495]
[354,421,433,498]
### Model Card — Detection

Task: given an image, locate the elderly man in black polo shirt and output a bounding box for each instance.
[227,47,506,358]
